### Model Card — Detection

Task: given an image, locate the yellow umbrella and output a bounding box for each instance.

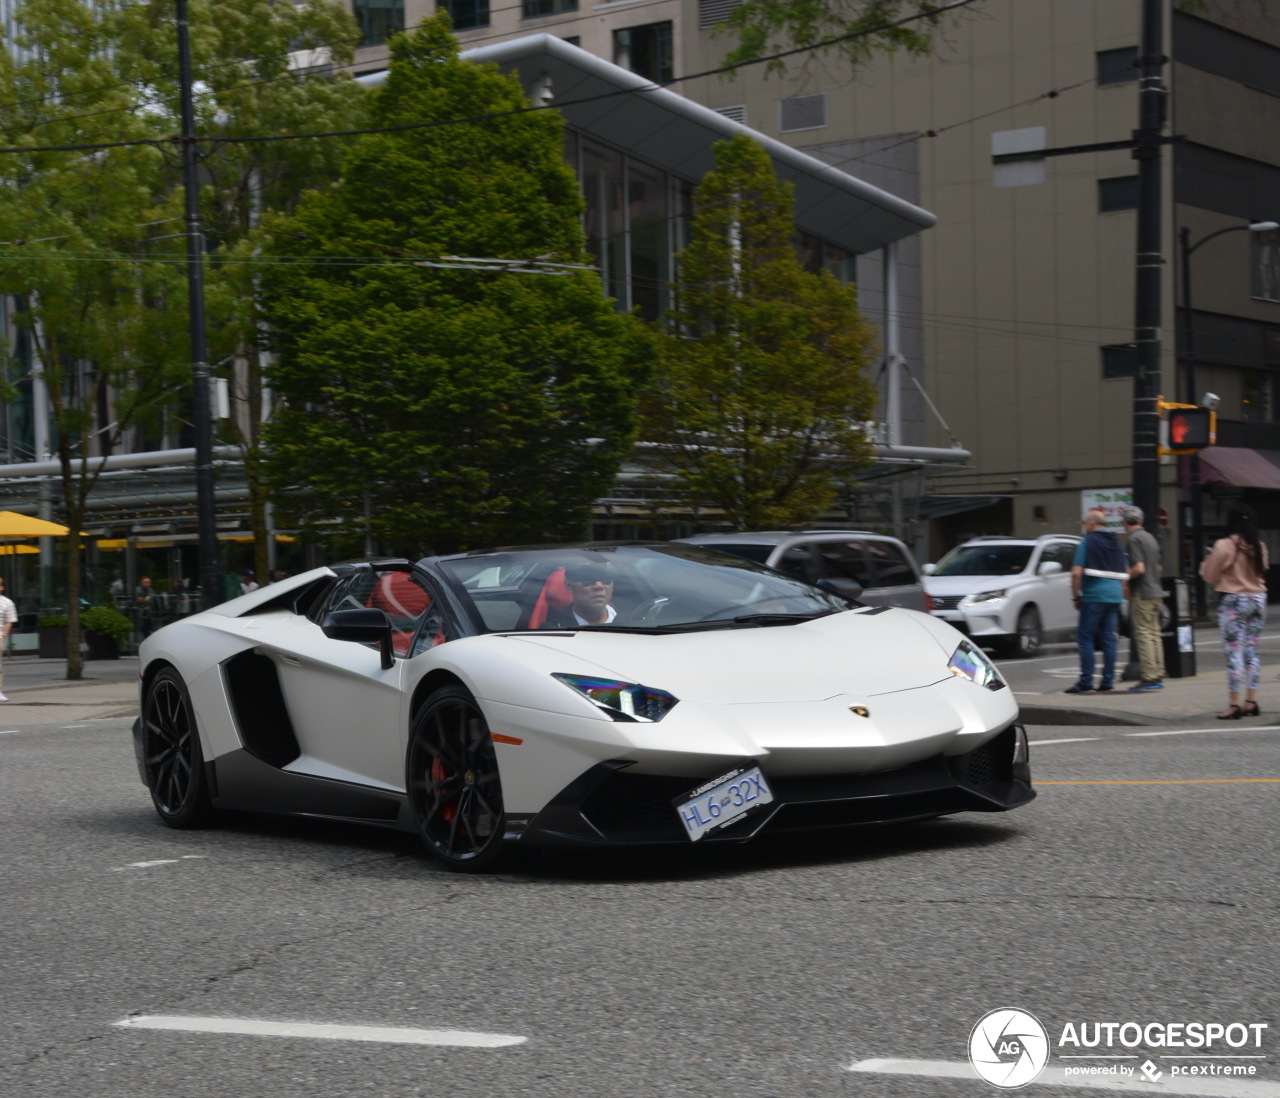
[0,511,70,538]
[0,543,39,555]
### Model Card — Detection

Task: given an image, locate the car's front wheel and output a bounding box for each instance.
[406,685,507,872]
[141,666,212,828]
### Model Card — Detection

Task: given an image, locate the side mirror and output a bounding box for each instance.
[816,576,864,605]
[1037,561,1063,577]
[322,608,394,670]
[922,563,936,575]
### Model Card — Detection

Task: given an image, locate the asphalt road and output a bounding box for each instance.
[1,712,1276,1097]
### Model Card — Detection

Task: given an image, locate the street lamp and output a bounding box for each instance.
[1178,219,1279,617]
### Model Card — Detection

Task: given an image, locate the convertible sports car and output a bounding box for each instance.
[133,543,1034,871]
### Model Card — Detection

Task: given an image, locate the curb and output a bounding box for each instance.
[1019,705,1158,727]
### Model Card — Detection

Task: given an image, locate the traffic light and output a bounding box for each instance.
[1169,408,1213,448]
[1157,397,1216,456]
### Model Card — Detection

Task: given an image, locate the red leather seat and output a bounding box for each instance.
[527,568,572,629]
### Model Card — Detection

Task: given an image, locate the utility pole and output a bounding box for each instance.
[1130,0,1166,526]
[176,0,221,608]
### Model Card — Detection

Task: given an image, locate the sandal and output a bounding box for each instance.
[1241,701,1261,717]
[1218,705,1243,720]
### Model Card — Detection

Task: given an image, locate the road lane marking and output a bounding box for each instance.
[1030,737,1098,746]
[1128,726,1280,737]
[1038,779,1279,786]
[124,860,180,868]
[846,1058,1280,1096]
[114,1015,526,1047]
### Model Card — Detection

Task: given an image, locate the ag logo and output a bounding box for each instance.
[968,1008,1050,1088]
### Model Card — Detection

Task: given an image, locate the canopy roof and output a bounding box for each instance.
[362,35,935,256]
[0,511,70,538]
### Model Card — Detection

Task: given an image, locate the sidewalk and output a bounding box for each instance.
[0,653,1264,730]
[1016,666,1264,726]
[0,655,139,724]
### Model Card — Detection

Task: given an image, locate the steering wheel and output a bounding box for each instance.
[625,597,671,624]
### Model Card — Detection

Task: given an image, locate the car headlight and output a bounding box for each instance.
[965,588,1006,605]
[553,673,679,723]
[947,641,1004,690]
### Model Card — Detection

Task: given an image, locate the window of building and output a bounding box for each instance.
[627,160,670,321]
[354,0,404,46]
[1098,176,1139,212]
[562,35,580,47]
[1096,46,1138,86]
[797,233,854,284]
[439,0,488,31]
[1102,344,1136,379]
[524,0,576,18]
[1253,229,1280,302]
[713,104,747,125]
[779,93,826,133]
[581,140,628,309]
[613,23,673,84]
[1265,329,1280,364]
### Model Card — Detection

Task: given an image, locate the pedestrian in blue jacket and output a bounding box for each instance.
[1066,509,1128,694]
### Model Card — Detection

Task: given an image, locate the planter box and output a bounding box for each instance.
[85,631,120,660]
[38,626,67,660]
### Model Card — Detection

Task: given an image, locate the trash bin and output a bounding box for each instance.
[1162,577,1195,678]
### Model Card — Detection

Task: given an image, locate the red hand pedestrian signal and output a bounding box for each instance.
[1168,409,1212,448]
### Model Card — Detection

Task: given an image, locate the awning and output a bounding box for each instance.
[359,35,936,255]
[1197,447,1280,490]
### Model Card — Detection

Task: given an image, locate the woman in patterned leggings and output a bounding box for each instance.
[1200,507,1269,719]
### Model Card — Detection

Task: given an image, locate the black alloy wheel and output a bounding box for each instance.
[1014,605,1042,657]
[141,667,211,827]
[407,685,507,872]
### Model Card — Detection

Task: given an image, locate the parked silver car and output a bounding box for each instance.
[923,535,1081,657]
[675,530,926,610]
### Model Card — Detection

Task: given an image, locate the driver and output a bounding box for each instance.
[546,562,617,627]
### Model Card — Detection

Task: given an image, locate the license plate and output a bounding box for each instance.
[675,765,774,842]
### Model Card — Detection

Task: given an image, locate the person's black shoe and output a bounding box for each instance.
[1064,683,1096,695]
[1096,684,1114,692]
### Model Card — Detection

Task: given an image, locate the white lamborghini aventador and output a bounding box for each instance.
[133,542,1034,871]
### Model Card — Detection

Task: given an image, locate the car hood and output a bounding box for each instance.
[923,575,1028,596]
[505,609,955,704]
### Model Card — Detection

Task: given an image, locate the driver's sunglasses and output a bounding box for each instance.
[565,567,613,585]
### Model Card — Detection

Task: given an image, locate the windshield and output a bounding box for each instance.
[434,544,850,633]
[933,544,1033,577]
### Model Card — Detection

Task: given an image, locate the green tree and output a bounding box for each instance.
[640,135,878,530]
[0,0,365,676]
[716,0,976,72]
[0,0,188,679]
[258,17,652,555]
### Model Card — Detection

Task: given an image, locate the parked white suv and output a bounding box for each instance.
[923,535,1080,657]
[676,530,926,610]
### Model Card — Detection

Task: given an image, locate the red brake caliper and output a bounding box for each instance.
[431,755,456,823]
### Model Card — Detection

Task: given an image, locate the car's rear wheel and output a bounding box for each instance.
[406,685,507,872]
[1012,606,1042,657]
[141,666,212,828]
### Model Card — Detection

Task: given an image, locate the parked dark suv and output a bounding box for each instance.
[675,531,926,610]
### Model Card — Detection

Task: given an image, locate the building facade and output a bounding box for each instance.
[397,0,1280,580]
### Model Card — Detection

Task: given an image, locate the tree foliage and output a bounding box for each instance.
[258,17,652,556]
[716,0,977,73]
[640,136,878,530]
[0,0,365,675]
